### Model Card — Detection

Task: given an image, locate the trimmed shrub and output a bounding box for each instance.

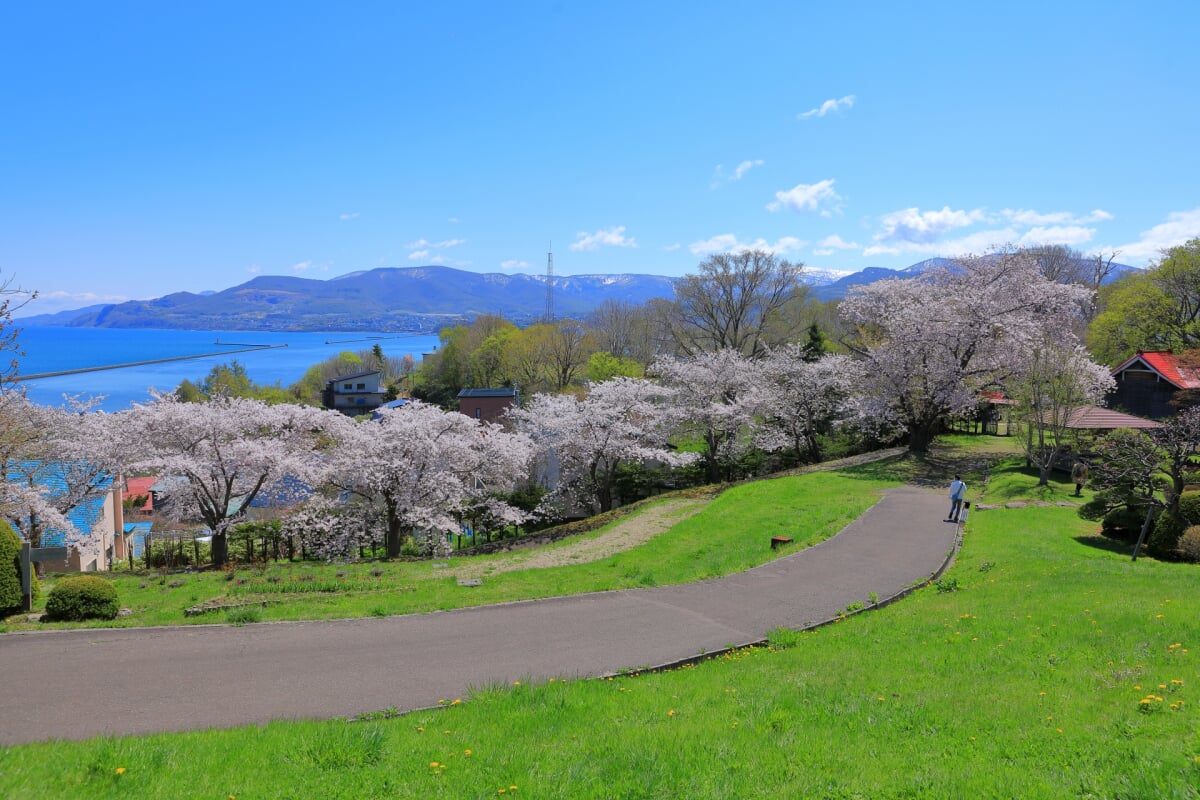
[44,575,119,621]
[1148,512,1187,559]
[0,521,23,615]
[1177,491,1200,525]
[1178,526,1200,563]
[1101,506,1154,540]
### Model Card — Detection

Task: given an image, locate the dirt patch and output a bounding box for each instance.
[450,498,708,579]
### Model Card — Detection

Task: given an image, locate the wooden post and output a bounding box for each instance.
[19,542,69,612]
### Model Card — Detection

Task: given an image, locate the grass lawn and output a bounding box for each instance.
[1,471,896,632]
[2,441,1197,798]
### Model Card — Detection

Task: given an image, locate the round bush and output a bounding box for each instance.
[1148,512,1187,559]
[44,575,119,621]
[1178,491,1200,525]
[0,521,23,616]
[1101,506,1154,540]
[1178,526,1200,563]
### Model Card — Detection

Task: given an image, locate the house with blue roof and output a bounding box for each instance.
[5,460,123,572]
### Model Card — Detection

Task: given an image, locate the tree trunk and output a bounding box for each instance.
[908,423,934,453]
[384,500,404,559]
[211,531,229,567]
[1037,464,1050,486]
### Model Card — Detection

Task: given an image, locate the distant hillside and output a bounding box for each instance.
[22,258,1141,331]
[21,267,678,332]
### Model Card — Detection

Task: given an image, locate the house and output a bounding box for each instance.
[322,370,386,414]
[123,476,155,516]
[4,460,122,572]
[1109,350,1200,419]
[457,387,518,424]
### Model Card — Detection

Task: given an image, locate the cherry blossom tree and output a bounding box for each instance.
[649,349,763,483]
[1009,340,1115,485]
[511,377,696,515]
[281,495,384,562]
[125,395,334,566]
[0,396,131,561]
[323,400,534,558]
[839,250,1092,452]
[756,347,864,463]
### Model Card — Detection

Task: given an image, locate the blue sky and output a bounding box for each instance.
[4,1,1199,317]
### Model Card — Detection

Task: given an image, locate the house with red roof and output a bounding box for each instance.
[1109,351,1200,419]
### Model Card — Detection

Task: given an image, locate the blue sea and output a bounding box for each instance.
[14,327,443,412]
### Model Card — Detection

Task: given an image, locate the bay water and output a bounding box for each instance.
[13,327,442,412]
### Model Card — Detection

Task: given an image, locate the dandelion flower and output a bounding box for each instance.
[115,768,126,775]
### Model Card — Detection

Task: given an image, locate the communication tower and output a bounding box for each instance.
[544,243,555,323]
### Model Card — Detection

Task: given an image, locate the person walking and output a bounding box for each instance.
[947,475,966,522]
[1071,460,1089,497]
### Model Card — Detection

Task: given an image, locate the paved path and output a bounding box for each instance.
[0,486,957,745]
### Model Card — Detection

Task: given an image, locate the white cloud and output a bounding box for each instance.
[570,226,638,251]
[662,243,682,252]
[291,261,329,273]
[733,159,764,180]
[798,95,856,119]
[817,234,859,250]
[12,290,133,317]
[811,235,860,256]
[689,234,806,257]
[862,203,1119,258]
[1017,225,1097,247]
[246,264,262,274]
[1114,208,1200,263]
[500,259,530,270]
[872,206,989,246]
[448,216,461,223]
[767,179,841,214]
[339,212,359,221]
[711,159,766,189]
[405,237,465,260]
[1000,208,1113,226]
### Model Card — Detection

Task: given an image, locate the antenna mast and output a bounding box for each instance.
[544,242,555,323]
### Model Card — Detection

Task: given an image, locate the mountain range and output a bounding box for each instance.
[20,258,1135,332]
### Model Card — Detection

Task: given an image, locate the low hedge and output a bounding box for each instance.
[44,575,119,621]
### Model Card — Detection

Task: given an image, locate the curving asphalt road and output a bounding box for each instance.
[0,486,957,745]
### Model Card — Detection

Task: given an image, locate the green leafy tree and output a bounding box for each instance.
[1088,238,1200,364]
[586,351,643,383]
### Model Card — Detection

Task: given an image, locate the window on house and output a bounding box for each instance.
[475,408,481,418]
[357,383,366,389]
[344,383,353,390]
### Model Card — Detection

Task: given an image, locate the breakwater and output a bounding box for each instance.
[14,343,286,382]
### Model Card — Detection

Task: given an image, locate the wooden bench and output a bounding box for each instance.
[770,536,794,550]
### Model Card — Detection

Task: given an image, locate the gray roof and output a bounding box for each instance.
[457,388,517,399]
[326,370,382,383]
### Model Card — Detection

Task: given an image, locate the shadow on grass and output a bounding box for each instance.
[1073,533,1137,557]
